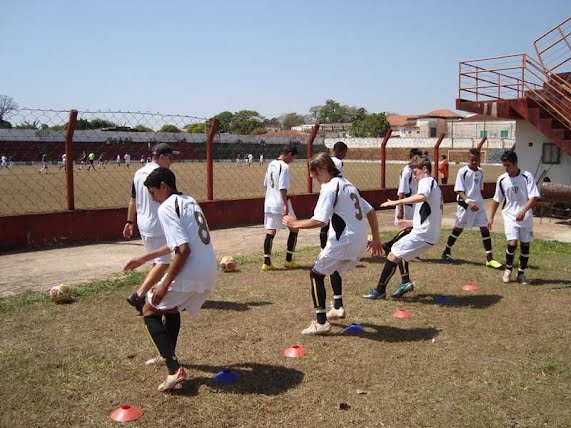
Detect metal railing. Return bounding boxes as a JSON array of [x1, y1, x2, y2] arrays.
[[534, 15, 571, 73]]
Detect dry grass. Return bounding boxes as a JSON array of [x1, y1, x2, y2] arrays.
[[0, 162, 505, 216], [0, 233, 569, 428]]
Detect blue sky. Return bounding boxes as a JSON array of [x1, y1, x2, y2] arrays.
[[1, 0, 570, 118]]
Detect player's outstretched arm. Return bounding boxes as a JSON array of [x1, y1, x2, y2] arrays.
[[283, 215, 324, 230], [382, 193, 426, 208], [123, 245, 171, 271]]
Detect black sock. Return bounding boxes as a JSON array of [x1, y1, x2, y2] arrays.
[[384, 228, 410, 251], [330, 271, 343, 309], [144, 315, 179, 374], [443, 228, 462, 255], [481, 228, 493, 262], [164, 313, 181, 351], [263, 234, 274, 265], [506, 243, 517, 271], [320, 223, 329, 249], [286, 232, 298, 262], [310, 271, 327, 324], [398, 261, 410, 283], [519, 242, 530, 272], [376, 260, 398, 294]]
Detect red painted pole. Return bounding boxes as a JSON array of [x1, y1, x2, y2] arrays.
[[206, 117, 219, 201], [64, 110, 78, 211], [476, 136, 487, 151], [306, 124, 320, 193], [380, 129, 392, 189], [433, 133, 446, 182]]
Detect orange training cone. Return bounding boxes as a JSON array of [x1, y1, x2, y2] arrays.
[[284, 345, 306, 358], [462, 283, 479, 292], [110, 404, 142, 422], [393, 309, 410, 319]]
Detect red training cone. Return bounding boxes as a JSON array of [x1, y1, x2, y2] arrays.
[[462, 283, 479, 292], [110, 404, 142, 422], [284, 344, 306, 358], [393, 309, 410, 319]]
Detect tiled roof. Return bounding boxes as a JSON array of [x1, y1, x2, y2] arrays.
[[422, 109, 464, 118], [387, 115, 410, 127]]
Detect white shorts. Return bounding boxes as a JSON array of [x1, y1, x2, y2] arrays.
[[264, 200, 296, 231], [455, 204, 488, 230], [142, 235, 170, 265], [147, 288, 212, 316], [504, 225, 534, 242], [313, 254, 359, 276], [391, 234, 432, 262]]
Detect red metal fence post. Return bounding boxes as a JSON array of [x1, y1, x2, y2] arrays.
[[306, 124, 320, 193], [64, 110, 78, 211], [476, 136, 487, 167], [206, 117, 219, 201], [433, 133, 446, 182], [380, 129, 392, 189]]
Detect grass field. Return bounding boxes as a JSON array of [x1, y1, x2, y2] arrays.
[[0, 232, 569, 427], [0, 162, 505, 216]]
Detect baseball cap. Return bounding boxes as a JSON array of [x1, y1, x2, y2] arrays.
[[152, 143, 180, 157]]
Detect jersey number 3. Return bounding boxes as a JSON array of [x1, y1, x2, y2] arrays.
[[349, 193, 363, 220], [194, 211, 211, 245]]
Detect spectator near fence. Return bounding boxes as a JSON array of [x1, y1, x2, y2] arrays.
[[438, 154, 449, 185]]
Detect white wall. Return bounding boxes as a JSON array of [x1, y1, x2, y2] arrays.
[[324, 137, 513, 149], [514, 120, 571, 185]]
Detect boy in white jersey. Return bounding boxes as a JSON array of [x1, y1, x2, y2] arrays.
[[124, 167, 217, 392], [262, 144, 300, 270], [441, 149, 502, 268], [363, 155, 442, 299], [58, 153, 66, 170], [123, 143, 178, 314], [489, 150, 540, 284], [320, 141, 348, 249], [284, 153, 382, 335]]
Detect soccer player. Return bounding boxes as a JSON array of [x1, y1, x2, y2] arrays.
[[124, 167, 217, 392], [438, 154, 449, 185], [86, 152, 96, 171], [124, 143, 179, 314], [97, 154, 105, 169], [262, 144, 299, 270], [259, 153, 264, 165], [488, 150, 540, 284], [58, 153, 66, 170], [79, 151, 87, 170], [38, 153, 49, 174], [283, 153, 381, 335], [441, 149, 502, 268], [363, 155, 442, 299], [319, 141, 348, 249], [124, 153, 131, 168], [116, 154, 121, 167], [0, 154, 9, 170]]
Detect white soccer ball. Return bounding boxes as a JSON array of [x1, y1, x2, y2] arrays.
[[219, 256, 236, 272], [49, 284, 73, 304]]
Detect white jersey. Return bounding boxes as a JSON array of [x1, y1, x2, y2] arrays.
[[410, 176, 442, 245], [132, 162, 163, 237], [455, 165, 484, 204], [263, 159, 290, 214], [396, 164, 418, 220], [312, 176, 373, 261], [158, 194, 217, 293], [493, 170, 540, 229], [331, 156, 344, 176], [124, 154, 131, 163]]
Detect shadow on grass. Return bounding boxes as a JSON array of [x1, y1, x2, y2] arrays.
[[402, 293, 503, 308], [420, 258, 486, 267], [527, 279, 571, 287], [174, 362, 304, 396], [331, 323, 439, 343], [202, 300, 272, 312]]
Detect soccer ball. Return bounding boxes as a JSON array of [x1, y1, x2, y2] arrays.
[[49, 284, 73, 303], [219, 256, 236, 272]]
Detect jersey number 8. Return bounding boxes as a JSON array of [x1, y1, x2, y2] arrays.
[[194, 211, 211, 245]]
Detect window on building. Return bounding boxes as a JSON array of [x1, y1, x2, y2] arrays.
[[500, 129, 509, 138], [541, 143, 561, 164], [429, 127, 437, 138], [480, 130, 488, 138]]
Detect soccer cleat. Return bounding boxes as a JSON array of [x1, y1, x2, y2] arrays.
[[441, 253, 456, 262], [391, 281, 414, 298], [362, 288, 387, 300], [145, 355, 166, 366], [516, 271, 529, 285], [158, 367, 187, 392], [382, 243, 392, 256], [127, 292, 144, 315], [326, 305, 345, 320], [502, 269, 512, 284], [261, 264, 277, 271], [486, 259, 503, 269], [301, 320, 331, 335], [283, 260, 299, 269]]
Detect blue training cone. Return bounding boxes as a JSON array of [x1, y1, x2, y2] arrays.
[[213, 369, 239, 384], [343, 323, 365, 334]]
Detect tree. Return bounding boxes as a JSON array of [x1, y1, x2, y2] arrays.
[[135, 124, 154, 132], [14, 120, 40, 129], [250, 127, 268, 135], [230, 110, 265, 135], [0, 95, 18, 122], [216, 111, 233, 133], [89, 118, 117, 129], [350, 113, 390, 137], [185, 122, 208, 133], [309, 99, 367, 124], [159, 124, 181, 133], [280, 112, 305, 130]]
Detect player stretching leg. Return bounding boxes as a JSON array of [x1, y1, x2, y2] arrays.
[[488, 150, 540, 284], [441, 149, 502, 268], [124, 167, 217, 391], [363, 155, 442, 299], [262, 144, 300, 271], [284, 153, 381, 335]]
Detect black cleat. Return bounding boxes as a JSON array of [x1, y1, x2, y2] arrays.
[[127, 292, 144, 315]]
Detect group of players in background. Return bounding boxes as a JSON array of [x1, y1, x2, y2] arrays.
[[120, 140, 540, 392]]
